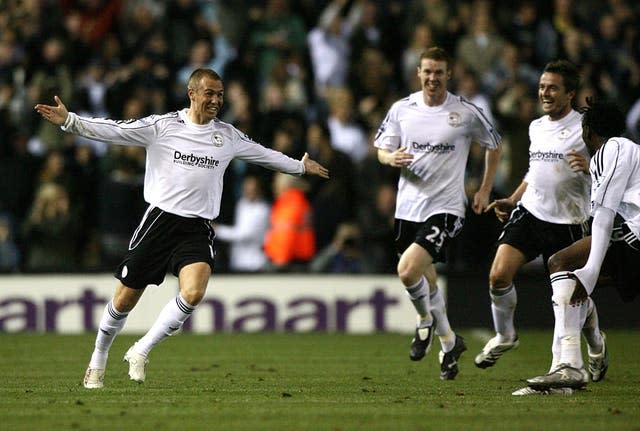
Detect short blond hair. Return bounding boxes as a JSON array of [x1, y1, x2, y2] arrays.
[[187, 68, 222, 91]]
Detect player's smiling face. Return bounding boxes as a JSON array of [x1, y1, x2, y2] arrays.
[[538, 72, 574, 120], [417, 58, 450, 105], [189, 76, 224, 124]]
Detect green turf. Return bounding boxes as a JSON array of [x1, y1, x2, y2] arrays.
[[1, 331, 639, 431]]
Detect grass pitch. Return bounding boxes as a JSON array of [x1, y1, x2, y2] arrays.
[[1, 330, 639, 431]]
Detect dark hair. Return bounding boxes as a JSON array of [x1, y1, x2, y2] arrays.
[[419, 47, 452, 70], [187, 68, 222, 90], [543, 60, 580, 94], [581, 97, 626, 138]]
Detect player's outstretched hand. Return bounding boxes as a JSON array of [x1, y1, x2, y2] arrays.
[[301, 152, 330, 179], [485, 198, 515, 222], [34, 95, 68, 126]]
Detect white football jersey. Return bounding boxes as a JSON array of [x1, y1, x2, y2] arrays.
[[374, 91, 500, 221], [62, 109, 304, 220], [590, 137, 640, 238], [520, 110, 591, 224]]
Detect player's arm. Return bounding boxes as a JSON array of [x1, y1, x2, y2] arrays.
[[377, 147, 413, 168], [472, 145, 501, 214], [486, 181, 528, 222], [572, 141, 629, 302], [234, 130, 329, 179], [571, 206, 615, 303], [35, 96, 155, 146]]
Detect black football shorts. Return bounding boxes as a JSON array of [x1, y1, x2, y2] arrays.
[[600, 218, 640, 302], [497, 203, 586, 265], [114, 206, 215, 289], [394, 213, 464, 263]]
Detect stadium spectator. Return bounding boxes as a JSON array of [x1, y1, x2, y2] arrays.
[[164, 0, 205, 67], [263, 172, 316, 272], [219, 79, 256, 137], [482, 42, 539, 99], [247, 0, 307, 95], [260, 54, 308, 113], [306, 0, 361, 100], [350, 47, 396, 133], [325, 86, 369, 165], [0, 132, 40, 226], [507, 1, 558, 69], [626, 96, 640, 143], [175, 36, 236, 98], [116, 1, 163, 61], [21, 182, 81, 272], [36, 149, 71, 189], [374, 47, 501, 380], [557, 28, 591, 69], [493, 93, 538, 196], [356, 182, 397, 274], [310, 221, 372, 273], [455, 5, 506, 80], [60, 0, 124, 49], [34, 68, 329, 389], [0, 213, 20, 273], [404, 0, 455, 52], [213, 174, 271, 273], [349, 0, 384, 64], [304, 122, 356, 251], [26, 37, 73, 155], [67, 143, 101, 268], [255, 82, 307, 154]]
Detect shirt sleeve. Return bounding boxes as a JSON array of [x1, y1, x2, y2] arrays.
[[590, 139, 628, 213], [461, 98, 501, 150], [374, 106, 401, 150], [573, 206, 615, 295], [230, 128, 304, 175], [62, 112, 157, 147]]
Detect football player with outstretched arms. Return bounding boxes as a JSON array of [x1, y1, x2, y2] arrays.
[[35, 68, 329, 389]]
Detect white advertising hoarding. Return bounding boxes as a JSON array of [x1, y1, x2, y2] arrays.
[[0, 274, 438, 334]]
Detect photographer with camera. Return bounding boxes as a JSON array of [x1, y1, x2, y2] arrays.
[[310, 222, 373, 273]]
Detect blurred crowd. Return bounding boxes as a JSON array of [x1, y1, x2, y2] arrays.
[[1, 0, 639, 274]]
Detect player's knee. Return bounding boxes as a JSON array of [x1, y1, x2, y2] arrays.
[[179, 286, 206, 306], [398, 271, 416, 287], [488, 268, 511, 291], [547, 252, 566, 274], [113, 283, 144, 312], [397, 263, 420, 286]]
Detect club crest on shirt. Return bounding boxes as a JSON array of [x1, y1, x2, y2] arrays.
[[558, 128, 570, 140], [211, 132, 224, 147], [447, 112, 461, 127]]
